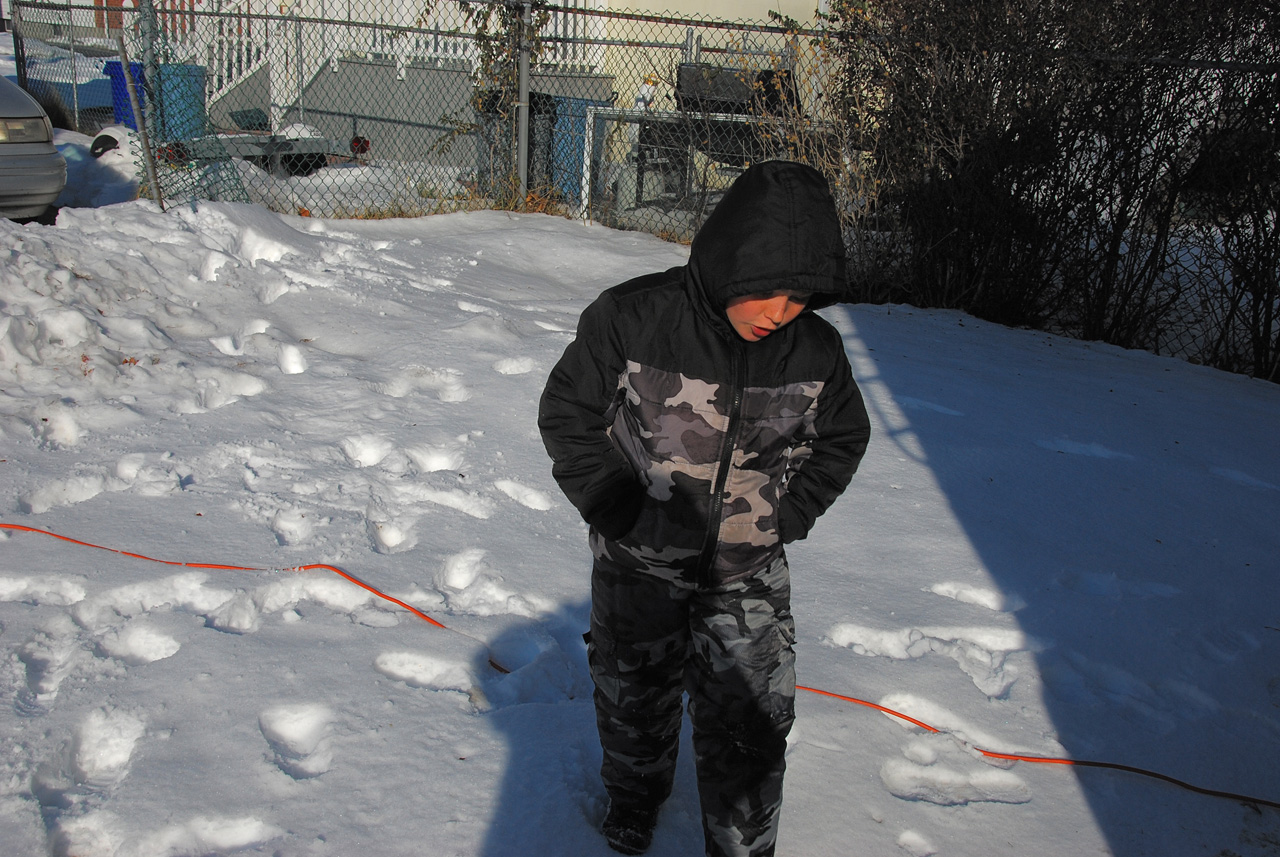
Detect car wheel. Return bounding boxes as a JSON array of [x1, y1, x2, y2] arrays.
[[14, 205, 59, 226]]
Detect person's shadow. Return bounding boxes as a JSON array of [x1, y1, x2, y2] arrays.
[[475, 599, 705, 856]]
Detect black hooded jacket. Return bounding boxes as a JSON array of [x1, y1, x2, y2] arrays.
[[538, 161, 871, 587]]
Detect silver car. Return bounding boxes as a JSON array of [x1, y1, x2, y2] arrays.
[[0, 74, 67, 220]]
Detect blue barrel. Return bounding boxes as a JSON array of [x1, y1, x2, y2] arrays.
[[102, 61, 206, 138], [102, 60, 145, 130]]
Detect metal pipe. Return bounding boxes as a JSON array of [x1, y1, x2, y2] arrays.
[[138, 0, 159, 142], [115, 35, 165, 211], [12, 0, 29, 90], [295, 11, 305, 122], [516, 1, 531, 204], [66, 0, 79, 130]]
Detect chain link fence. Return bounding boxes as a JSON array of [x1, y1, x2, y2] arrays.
[[10, 0, 839, 238], [10, 0, 1277, 381]]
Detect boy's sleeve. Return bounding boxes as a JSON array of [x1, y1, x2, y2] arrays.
[[538, 294, 646, 540], [777, 341, 871, 544]]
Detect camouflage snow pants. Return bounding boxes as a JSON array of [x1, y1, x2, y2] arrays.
[[588, 556, 796, 857]]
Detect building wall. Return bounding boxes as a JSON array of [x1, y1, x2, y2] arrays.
[[625, 1, 823, 26]]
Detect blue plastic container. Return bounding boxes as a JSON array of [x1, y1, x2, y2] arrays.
[[552, 96, 611, 205], [102, 59, 145, 130], [102, 61, 207, 138], [156, 64, 207, 139]]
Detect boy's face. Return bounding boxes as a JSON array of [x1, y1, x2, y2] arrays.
[[724, 290, 812, 341]]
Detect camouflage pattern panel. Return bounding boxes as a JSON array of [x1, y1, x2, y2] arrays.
[[688, 558, 796, 857], [589, 557, 796, 855], [592, 360, 725, 582], [714, 381, 823, 580], [588, 561, 693, 805], [593, 360, 826, 586]]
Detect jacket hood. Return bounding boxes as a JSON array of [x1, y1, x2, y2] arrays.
[[688, 161, 849, 316]]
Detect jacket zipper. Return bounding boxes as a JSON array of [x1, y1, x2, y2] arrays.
[[696, 345, 746, 588]]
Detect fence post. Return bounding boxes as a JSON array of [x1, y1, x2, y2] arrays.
[[66, 0, 80, 129], [516, 0, 532, 205], [294, 10, 305, 122], [12, 0, 28, 89], [137, 0, 160, 140], [116, 35, 165, 211]]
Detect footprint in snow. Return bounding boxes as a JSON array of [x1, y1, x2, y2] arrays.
[[53, 812, 283, 856], [881, 752, 1031, 806], [271, 506, 315, 546], [448, 314, 521, 346], [187, 367, 268, 412], [376, 364, 470, 401], [493, 356, 536, 375], [927, 581, 1025, 612], [18, 453, 182, 513], [113, 452, 183, 497], [872, 699, 1033, 807], [494, 479, 553, 511], [207, 591, 263, 634], [16, 614, 86, 713], [896, 396, 963, 417], [208, 318, 271, 356], [0, 573, 87, 607], [97, 621, 181, 665], [19, 471, 109, 514], [405, 439, 467, 473], [896, 830, 938, 857], [1036, 437, 1134, 460], [31, 708, 147, 837], [340, 433, 396, 467], [71, 571, 237, 635], [438, 548, 492, 591], [277, 342, 307, 375], [32, 404, 83, 447], [1210, 466, 1279, 492], [374, 651, 476, 694], [71, 707, 147, 789], [483, 623, 593, 709], [395, 481, 495, 519], [259, 703, 336, 779], [1195, 624, 1261, 663], [433, 549, 550, 618], [366, 502, 418, 555], [826, 622, 1033, 699], [534, 320, 574, 333]]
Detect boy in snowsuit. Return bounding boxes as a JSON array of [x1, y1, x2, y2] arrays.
[[538, 160, 871, 857]]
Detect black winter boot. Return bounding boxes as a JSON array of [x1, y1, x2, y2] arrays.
[[602, 800, 659, 855]]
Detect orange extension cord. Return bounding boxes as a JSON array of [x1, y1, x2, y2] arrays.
[[794, 684, 1280, 810], [3, 522, 1277, 812]]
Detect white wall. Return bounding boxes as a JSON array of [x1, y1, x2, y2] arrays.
[[634, 1, 820, 26]]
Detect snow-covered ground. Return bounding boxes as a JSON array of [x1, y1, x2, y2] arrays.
[[2, 114, 1279, 857]]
